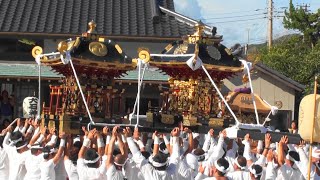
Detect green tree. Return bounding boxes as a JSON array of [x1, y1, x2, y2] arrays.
[[283, 0, 320, 47], [258, 35, 320, 94]]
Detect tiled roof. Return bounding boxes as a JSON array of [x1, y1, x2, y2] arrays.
[[0, 62, 63, 78], [118, 68, 169, 81], [0, 0, 195, 38], [0, 62, 169, 81], [254, 62, 305, 92]]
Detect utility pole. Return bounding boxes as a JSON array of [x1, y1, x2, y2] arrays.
[[247, 28, 250, 45], [268, 0, 273, 50]]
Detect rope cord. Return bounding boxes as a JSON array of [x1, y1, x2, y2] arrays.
[[131, 61, 148, 125], [150, 54, 194, 57], [69, 57, 94, 126], [136, 59, 142, 128], [240, 60, 259, 124], [38, 63, 41, 121], [201, 64, 240, 125]]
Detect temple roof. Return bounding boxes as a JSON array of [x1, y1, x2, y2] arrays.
[[0, 0, 204, 38]]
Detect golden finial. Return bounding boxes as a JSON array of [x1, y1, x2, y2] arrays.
[[87, 20, 97, 33], [194, 21, 205, 37]]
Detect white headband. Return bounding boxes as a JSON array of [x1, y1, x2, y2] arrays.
[[83, 156, 100, 164], [43, 148, 58, 156], [192, 151, 207, 162], [286, 153, 297, 162], [9, 137, 23, 146], [159, 148, 169, 155], [214, 160, 228, 173], [234, 157, 246, 170], [114, 158, 129, 167], [312, 148, 320, 159], [16, 142, 28, 150], [148, 156, 168, 167], [249, 165, 262, 178]]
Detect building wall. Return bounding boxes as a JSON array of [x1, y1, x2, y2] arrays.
[[222, 70, 296, 120]]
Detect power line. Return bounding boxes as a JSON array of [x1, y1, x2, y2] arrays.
[[200, 8, 266, 16], [201, 13, 267, 20], [206, 17, 267, 24]]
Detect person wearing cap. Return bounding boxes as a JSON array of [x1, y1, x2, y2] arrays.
[[2, 125, 31, 180], [40, 131, 66, 180], [276, 135, 304, 180], [226, 155, 251, 180], [106, 126, 128, 180], [126, 127, 180, 180], [77, 129, 107, 180]]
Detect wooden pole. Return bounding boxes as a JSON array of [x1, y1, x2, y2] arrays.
[[307, 76, 318, 180]]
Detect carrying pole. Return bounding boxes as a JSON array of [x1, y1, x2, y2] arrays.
[[307, 76, 318, 180]]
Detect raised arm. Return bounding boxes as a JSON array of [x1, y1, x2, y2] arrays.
[[102, 126, 110, 156], [95, 131, 105, 156], [79, 129, 96, 159], [64, 135, 72, 160], [202, 129, 214, 152], [183, 127, 193, 156], [106, 126, 118, 169], [242, 133, 253, 166], [52, 132, 66, 165], [277, 136, 288, 166], [153, 131, 160, 156]]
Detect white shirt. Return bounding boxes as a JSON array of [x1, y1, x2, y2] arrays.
[[0, 148, 9, 179], [64, 159, 79, 180], [277, 164, 304, 180], [55, 156, 67, 180], [106, 165, 124, 180], [77, 158, 106, 180], [3, 132, 29, 180], [124, 159, 144, 180], [226, 170, 251, 180], [40, 159, 56, 180], [127, 137, 179, 180], [24, 153, 44, 180], [174, 156, 195, 180]]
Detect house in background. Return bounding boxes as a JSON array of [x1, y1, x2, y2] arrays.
[[0, 0, 305, 130]]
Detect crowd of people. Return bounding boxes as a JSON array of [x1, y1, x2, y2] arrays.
[[0, 117, 319, 180]]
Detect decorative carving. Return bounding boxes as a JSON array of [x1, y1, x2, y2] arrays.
[[89, 42, 108, 56], [174, 43, 188, 55]]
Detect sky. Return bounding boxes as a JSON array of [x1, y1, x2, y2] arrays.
[[174, 0, 320, 47]]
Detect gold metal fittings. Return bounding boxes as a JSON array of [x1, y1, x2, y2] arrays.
[[138, 49, 150, 63], [87, 20, 97, 33], [89, 42, 108, 56], [32, 46, 43, 58]]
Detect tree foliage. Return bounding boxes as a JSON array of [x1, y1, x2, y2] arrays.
[[283, 0, 320, 47], [253, 2, 320, 94], [259, 35, 319, 86]]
